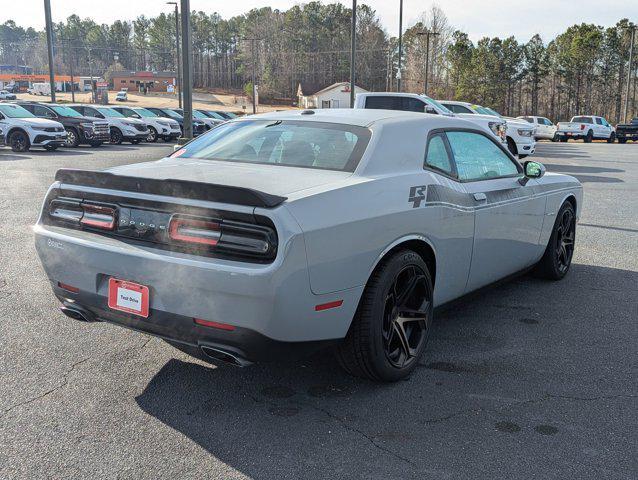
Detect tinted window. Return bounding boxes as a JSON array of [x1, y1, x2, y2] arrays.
[[573, 116, 592, 124], [595, 117, 603, 125], [34, 105, 55, 117], [364, 96, 426, 113], [446, 104, 473, 114], [542, 118, 553, 126], [520, 117, 534, 123], [447, 131, 519, 181], [173, 120, 370, 172], [425, 134, 453, 175]]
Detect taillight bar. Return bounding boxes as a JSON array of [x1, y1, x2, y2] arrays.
[[169, 217, 221, 246], [80, 204, 116, 230], [49, 199, 116, 231]]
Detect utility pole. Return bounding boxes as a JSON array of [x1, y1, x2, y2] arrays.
[[397, 0, 403, 92], [43, 0, 56, 102], [417, 30, 440, 96], [350, 0, 357, 107], [180, 0, 193, 139], [624, 25, 636, 123], [167, 2, 182, 108], [243, 38, 259, 114]]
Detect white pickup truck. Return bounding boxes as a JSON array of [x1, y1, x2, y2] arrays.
[[556, 116, 616, 143], [354, 92, 508, 146]]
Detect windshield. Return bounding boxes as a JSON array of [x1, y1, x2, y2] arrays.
[[192, 110, 207, 119], [423, 95, 453, 115], [0, 104, 35, 118], [134, 108, 158, 118], [162, 109, 182, 119], [202, 110, 226, 120], [172, 120, 371, 172], [471, 105, 502, 117], [97, 108, 124, 118], [52, 106, 83, 117]]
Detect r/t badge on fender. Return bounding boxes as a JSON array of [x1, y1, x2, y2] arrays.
[[408, 186, 427, 208]]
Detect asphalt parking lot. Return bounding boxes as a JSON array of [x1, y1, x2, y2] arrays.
[[0, 141, 636, 479]]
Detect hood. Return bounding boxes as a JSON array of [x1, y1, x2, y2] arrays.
[[455, 112, 505, 124], [107, 157, 352, 197], [505, 118, 534, 130], [19, 117, 63, 128]]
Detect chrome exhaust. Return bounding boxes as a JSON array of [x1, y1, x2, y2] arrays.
[[60, 304, 97, 322], [200, 345, 252, 367]]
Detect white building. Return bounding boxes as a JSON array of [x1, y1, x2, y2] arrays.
[[297, 81, 368, 109]]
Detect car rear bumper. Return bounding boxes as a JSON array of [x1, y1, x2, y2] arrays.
[[34, 223, 361, 354]]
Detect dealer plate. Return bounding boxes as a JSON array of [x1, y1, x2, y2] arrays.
[[108, 278, 149, 318]]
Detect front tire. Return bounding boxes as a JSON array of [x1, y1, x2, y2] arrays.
[[64, 128, 80, 148], [336, 250, 433, 382], [534, 201, 576, 280], [584, 130, 593, 143], [147, 126, 158, 143], [607, 132, 616, 143], [506, 137, 518, 157], [110, 128, 123, 145], [9, 130, 30, 152]]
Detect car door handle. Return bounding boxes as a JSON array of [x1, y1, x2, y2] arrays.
[[473, 193, 487, 202]]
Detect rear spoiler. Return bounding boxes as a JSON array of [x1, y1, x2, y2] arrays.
[[54, 169, 287, 208]]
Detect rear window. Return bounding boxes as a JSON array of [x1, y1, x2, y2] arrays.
[[572, 116, 592, 124], [173, 120, 371, 172]]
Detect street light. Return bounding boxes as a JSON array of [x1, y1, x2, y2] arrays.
[[417, 30, 439, 96], [397, 0, 403, 92], [624, 24, 637, 123], [350, 0, 356, 107], [43, 0, 56, 102], [167, 1, 182, 108], [242, 38, 260, 114]]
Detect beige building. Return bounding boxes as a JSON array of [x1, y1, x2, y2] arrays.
[[297, 81, 368, 109]]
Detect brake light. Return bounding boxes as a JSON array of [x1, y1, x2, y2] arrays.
[[580, 124, 585, 130], [315, 300, 343, 311], [169, 217, 221, 246], [80, 204, 116, 230]]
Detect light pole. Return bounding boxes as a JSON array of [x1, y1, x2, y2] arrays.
[[242, 38, 260, 114], [417, 30, 439, 96], [397, 0, 403, 92], [43, 0, 56, 102], [167, 1, 182, 108], [350, 0, 356, 107], [180, 0, 193, 139], [624, 25, 636, 123]]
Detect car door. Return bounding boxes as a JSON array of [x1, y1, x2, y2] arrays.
[[445, 130, 546, 292]]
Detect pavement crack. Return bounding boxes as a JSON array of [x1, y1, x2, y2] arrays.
[[0, 357, 90, 420]]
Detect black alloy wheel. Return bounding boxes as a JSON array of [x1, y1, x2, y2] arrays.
[[147, 126, 158, 142], [584, 130, 593, 143], [336, 250, 433, 382], [534, 201, 576, 280], [607, 132, 616, 143], [9, 131, 30, 152], [381, 265, 430, 369], [64, 128, 80, 147], [110, 128, 123, 145]]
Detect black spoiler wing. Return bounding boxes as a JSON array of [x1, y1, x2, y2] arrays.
[[55, 169, 287, 208]]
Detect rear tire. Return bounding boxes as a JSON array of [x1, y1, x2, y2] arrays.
[[584, 130, 593, 143], [607, 132, 616, 143], [335, 250, 433, 382], [534, 201, 576, 280]]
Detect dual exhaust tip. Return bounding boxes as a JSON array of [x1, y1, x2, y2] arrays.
[[60, 304, 250, 368]]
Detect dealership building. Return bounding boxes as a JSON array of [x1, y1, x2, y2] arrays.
[[111, 71, 176, 92]]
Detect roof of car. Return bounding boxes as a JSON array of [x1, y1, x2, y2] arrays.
[[438, 100, 472, 107], [237, 108, 462, 127]]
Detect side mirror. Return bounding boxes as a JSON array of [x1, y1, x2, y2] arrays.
[[520, 161, 545, 185], [425, 105, 437, 114]]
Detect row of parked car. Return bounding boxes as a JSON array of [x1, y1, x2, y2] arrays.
[[0, 100, 239, 152]]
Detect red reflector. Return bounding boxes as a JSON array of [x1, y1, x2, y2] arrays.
[[169, 218, 221, 246], [194, 318, 235, 331], [315, 300, 343, 311], [58, 282, 79, 293], [80, 204, 116, 230]]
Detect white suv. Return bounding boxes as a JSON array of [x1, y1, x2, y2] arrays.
[[439, 101, 536, 158], [518, 116, 558, 141], [111, 106, 181, 142], [0, 103, 66, 152], [69, 104, 149, 144], [354, 93, 508, 146]]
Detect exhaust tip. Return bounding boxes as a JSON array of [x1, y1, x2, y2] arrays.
[[60, 305, 96, 322], [200, 345, 251, 367]]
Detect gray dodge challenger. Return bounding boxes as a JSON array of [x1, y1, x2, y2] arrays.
[[34, 109, 582, 381]]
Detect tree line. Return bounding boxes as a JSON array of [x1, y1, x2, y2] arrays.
[[1, 2, 636, 122]]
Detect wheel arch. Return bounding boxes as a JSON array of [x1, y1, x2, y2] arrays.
[[7, 126, 29, 139], [367, 235, 437, 288]]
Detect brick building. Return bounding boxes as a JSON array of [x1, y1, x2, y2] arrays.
[[111, 71, 176, 92]]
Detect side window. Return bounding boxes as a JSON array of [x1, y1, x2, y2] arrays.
[[425, 134, 454, 176], [447, 131, 519, 181], [34, 105, 53, 117], [404, 98, 426, 113], [364, 96, 402, 110], [595, 117, 603, 125], [446, 104, 472, 114]]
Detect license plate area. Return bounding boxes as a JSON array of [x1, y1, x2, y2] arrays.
[[108, 278, 149, 318]]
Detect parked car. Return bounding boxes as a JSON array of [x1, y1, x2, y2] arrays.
[[69, 104, 149, 144], [30, 82, 51, 96], [115, 91, 128, 102], [18, 102, 110, 148], [615, 117, 638, 143], [556, 116, 616, 143], [354, 92, 508, 147], [34, 109, 582, 381], [0, 103, 66, 152], [146, 107, 207, 136], [171, 108, 223, 130], [0, 124, 6, 146], [200, 110, 237, 120], [439, 101, 536, 158], [518, 115, 558, 141], [111, 106, 181, 142], [0, 90, 17, 100]]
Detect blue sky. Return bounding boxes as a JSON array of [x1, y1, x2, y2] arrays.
[[3, 0, 637, 42]]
